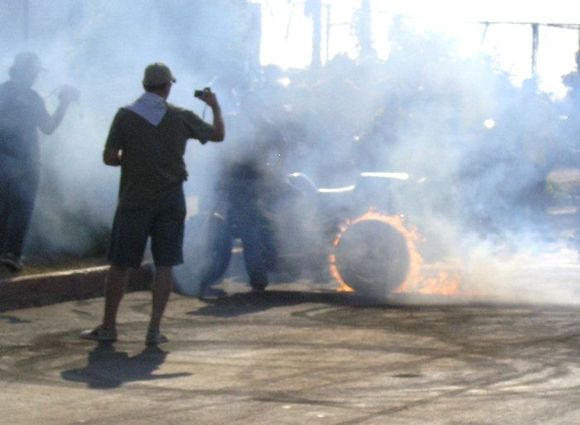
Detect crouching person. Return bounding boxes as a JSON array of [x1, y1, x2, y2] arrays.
[[81, 63, 224, 345]]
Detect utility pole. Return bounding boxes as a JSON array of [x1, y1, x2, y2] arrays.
[[357, 0, 374, 58], [325, 3, 331, 63], [531, 23, 539, 77], [577, 27, 580, 71], [481, 20, 580, 78], [305, 0, 322, 69], [247, 2, 262, 76], [22, 0, 29, 46]]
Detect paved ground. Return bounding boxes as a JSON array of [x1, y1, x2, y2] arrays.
[[3, 274, 580, 425]]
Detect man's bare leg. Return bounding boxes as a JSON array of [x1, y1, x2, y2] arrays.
[[148, 266, 173, 335], [102, 265, 130, 330], [80, 265, 129, 341]]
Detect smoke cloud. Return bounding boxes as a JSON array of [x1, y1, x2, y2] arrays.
[[2, 1, 580, 304]]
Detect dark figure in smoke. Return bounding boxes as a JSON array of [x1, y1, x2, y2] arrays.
[[221, 158, 273, 291], [0, 52, 78, 272], [80, 63, 224, 345], [217, 115, 290, 292]]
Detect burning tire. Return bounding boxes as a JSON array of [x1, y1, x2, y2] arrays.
[[174, 212, 232, 297], [333, 219, 410, 299]]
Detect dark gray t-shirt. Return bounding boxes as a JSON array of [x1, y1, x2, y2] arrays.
[[105, 102, 215, 208]]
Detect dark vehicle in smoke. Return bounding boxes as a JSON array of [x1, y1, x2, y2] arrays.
[[174, 170, 417, 299]]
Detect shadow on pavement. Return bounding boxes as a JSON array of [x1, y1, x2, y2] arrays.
[[0, 314, 31, 324], [61, 343, 191, 389], [189, 289, 383, 318]]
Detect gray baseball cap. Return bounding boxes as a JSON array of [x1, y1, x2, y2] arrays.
[[143, 62, 176, 86]]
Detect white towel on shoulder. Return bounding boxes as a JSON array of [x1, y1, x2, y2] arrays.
[[126, 92, 167, 126]]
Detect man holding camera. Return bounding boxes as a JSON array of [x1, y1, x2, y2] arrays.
[[81, 63, 224, 345]]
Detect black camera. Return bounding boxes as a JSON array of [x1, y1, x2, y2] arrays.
[[194, 87, 211, 100]]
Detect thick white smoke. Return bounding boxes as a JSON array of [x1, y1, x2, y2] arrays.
[[1, 0, 246, 260], [2, 0, 579, 304]]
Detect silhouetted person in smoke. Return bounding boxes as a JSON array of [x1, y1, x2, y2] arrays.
[[0, 52, 78, 272], [217, 115, 289, 292], [80, 63, 224, 345], [222, 158, 272, 291]]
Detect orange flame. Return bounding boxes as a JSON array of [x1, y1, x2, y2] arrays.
[[329, 209, 462, 296]]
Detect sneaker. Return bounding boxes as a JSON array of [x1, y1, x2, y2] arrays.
[[249, 278, 269, 292], [146, 329, 169, 346], [0, 254, 23, 273], [80, 325, 118, 342], [250, 281, 268, 294], [198, 287, 227, 301]]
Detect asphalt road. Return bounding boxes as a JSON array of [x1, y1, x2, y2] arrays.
[[2, 272, 580, 425]]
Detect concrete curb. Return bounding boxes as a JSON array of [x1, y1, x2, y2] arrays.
[[0, 264, 153, 312]]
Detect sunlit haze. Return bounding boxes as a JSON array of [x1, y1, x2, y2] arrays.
[[2, 1, 580, 304], [257, 0, 580, 96]]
